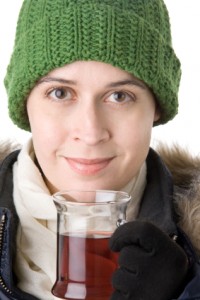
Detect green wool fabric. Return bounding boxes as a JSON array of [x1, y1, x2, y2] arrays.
[[4, 0, 181, 131]]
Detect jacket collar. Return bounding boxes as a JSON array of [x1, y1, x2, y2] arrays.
[[138, 148, 178, 236], [0, 150, 38, 300]]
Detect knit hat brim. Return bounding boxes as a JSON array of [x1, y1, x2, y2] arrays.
[[5, 2, 181, 130]]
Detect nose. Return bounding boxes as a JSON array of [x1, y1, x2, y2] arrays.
[[70, 103, 110, 145]]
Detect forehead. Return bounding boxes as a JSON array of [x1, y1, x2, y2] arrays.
[[39, 61, 148, 89]]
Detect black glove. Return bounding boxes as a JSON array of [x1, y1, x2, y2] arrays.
[[109, 221, 188, 300]]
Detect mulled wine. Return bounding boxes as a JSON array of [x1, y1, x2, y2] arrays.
[[52, 232, 118, 300]]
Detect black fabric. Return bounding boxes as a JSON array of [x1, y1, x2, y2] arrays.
[[0, 151, 20, 292], [0, 150, 20, 222], [137, 148, 178, 235], [109, 220, 188, 300], [0, 151, 39, 300]]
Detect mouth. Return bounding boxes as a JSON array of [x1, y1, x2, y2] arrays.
[[65, 157, 114, 175]]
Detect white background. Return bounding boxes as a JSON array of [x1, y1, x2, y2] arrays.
[[0, 1, 200, 155]]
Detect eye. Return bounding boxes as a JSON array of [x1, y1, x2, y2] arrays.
[[107, 91, 135, 104], [47, 87, 73, 101]]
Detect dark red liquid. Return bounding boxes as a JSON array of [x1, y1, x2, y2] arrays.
[[52, 233, 118, 300]]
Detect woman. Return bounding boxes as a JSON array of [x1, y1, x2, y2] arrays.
[[0, 0, 200, 299]]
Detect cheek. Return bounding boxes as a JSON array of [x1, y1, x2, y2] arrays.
[[28, 107, 66, 162], [118, 111, 154, 148], [121, 125, 152, 167], [28, 98, 62, 137], [116, 111, 154, 176]]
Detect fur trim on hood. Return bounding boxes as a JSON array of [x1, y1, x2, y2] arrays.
[[157, 144, 200, 257], [0, 140, 21, 161]]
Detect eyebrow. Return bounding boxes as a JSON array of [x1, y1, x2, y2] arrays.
[[37, 77, 147, 90], [36, 77, 76, 85], [106, 79, 147, 90]]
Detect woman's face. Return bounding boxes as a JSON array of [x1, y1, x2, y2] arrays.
[[27, 61, 160, 193]]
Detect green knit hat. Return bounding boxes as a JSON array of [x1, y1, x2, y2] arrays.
[[4, 0, 181, 131]]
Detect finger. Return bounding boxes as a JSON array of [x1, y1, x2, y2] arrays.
[[118, 243, 187, 278], [112, 268, 138, 295], [118, 245, 152, 272], [109, 221, 163, 252], [110, 290, 130, 300]]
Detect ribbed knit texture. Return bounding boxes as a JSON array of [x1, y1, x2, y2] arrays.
[[4, 0, 181, 131]]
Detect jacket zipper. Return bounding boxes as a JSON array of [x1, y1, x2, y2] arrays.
[[0, 213, 13, 295]]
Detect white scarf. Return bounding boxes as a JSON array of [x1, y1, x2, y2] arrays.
[[13, 138, 146, 299]]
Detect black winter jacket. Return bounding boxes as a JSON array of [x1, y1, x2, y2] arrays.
[[0, 149, 200, 299]]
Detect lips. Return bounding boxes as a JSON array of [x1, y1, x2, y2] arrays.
[[66, 157, 113, 175]]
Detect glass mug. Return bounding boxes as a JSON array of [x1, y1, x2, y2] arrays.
[[51, 190, 131, 300]]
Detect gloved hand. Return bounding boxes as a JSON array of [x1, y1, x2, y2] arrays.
[[109, 221, 188, 300]]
